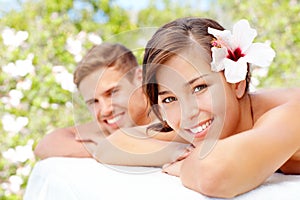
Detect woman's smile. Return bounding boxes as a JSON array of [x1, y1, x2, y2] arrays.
[[183, 118, 213, 139]]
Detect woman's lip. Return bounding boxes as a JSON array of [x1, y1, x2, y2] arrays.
[[184, 119, 213, 138]]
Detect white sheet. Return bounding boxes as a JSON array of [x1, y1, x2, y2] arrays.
[[24, 157, 300, 200]]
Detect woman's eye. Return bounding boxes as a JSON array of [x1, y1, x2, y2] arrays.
[[193, 84, 207, 93], [162, 96, 177, 103]]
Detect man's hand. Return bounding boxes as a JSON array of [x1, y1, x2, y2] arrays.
[[75, 123, 108, 156], [34, 121, 105, 159]]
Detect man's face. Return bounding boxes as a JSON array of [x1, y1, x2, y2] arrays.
[[79, 66, 148, 134]]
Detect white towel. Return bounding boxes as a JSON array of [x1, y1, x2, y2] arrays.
[[24, 157, 300, 200]]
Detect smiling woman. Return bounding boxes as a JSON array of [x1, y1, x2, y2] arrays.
[[143, 17, 300, 198], [156, 54, 218, 142]]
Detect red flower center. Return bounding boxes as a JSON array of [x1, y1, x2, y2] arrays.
[[227, 47, 245, 61]]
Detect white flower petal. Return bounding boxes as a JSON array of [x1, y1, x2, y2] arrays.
[[208, 19, 276, 84], [208, 28, 234, 49], [233, 19, 257, 52], [88, 33, 102, 45], [223, 58, 248, 83], [244, 43, 276, 67], [210, 47, 227, 72]]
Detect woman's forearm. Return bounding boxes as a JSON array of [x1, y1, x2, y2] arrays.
[[92, 128, 189, 166], [180, 101, 300, 198]]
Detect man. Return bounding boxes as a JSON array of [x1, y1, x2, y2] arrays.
[[35, 43, 187, 166]]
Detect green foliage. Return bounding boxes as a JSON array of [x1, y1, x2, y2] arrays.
[[0, 0, 136, 198], [137, 0, 210, 27], [217, 0, 300, 88], [0, 0, 299, 199]]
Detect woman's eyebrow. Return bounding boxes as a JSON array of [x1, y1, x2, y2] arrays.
[[158, 74, 209, 96], [186, 74, 209, 86], [158, 90, 171, 96]]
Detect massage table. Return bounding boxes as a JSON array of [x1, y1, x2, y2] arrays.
[[24, 157, 300, 199]]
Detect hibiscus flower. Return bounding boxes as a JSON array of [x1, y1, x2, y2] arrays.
[[208, 19, 276, 83]]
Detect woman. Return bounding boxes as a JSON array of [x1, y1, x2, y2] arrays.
[[142, 17, 300, 198]]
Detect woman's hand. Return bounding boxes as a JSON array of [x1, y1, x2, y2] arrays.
[[280, 149, 300, 174], [162, 144, 194, 176], [77, 127, 193, 167]]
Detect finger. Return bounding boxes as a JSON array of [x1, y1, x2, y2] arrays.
[[171, 143, 194, 163], [162, 161, 182, 177], [76, 138, 97, 144], [75, 131, 96, 140], [176, 151, 191, 161], [81, 142, 97, 155], [75, 131, 105, 144]]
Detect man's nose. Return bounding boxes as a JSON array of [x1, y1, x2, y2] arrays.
[[95, 98, 113, 118]]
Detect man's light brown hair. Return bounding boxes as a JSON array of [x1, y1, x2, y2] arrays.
[[74, 43, 138, 88]]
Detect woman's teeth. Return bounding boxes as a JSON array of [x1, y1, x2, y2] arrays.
[[106, 115, 122, 124], [189, 120, 212, 134]]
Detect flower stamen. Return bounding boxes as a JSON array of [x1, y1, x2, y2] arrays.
[[211, 38, 222, 48], [227, 48, 245, 62]]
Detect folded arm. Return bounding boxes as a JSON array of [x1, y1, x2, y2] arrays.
[[35, 121, 190, 166], [280, 149, 300, 174], [34, 121, 105, 159], [88, 127, 190, 167], [180, 100, 300, 198]]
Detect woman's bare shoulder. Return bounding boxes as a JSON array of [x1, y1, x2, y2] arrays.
[[251, 87, 300, 101], [250, 87, 300, 120]]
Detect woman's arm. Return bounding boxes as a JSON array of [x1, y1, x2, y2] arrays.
[[180, 100, 300, 198], [36, 120, 190, 166], [82, 126, 190, 167], [280, 149, 300, 174]]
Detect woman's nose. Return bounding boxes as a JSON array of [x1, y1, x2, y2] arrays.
[[181, 94, 200, 121]]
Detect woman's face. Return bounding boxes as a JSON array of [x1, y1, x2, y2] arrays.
[[156, 47, 241, 145]]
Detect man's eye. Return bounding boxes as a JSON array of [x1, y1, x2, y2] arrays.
[[162, 96, 177, 103], [112, 89, 119, 94], [87, 99, 98, 105], [107, 89, 119, 97], [193, 84, 207, 93]]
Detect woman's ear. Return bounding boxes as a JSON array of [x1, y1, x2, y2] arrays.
[[234, 80, 247, 99]]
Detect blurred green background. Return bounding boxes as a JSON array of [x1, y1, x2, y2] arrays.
[[0, 0, 299, 199]]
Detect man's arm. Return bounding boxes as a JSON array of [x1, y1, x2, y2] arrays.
[[34, 121, 105, 159]]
